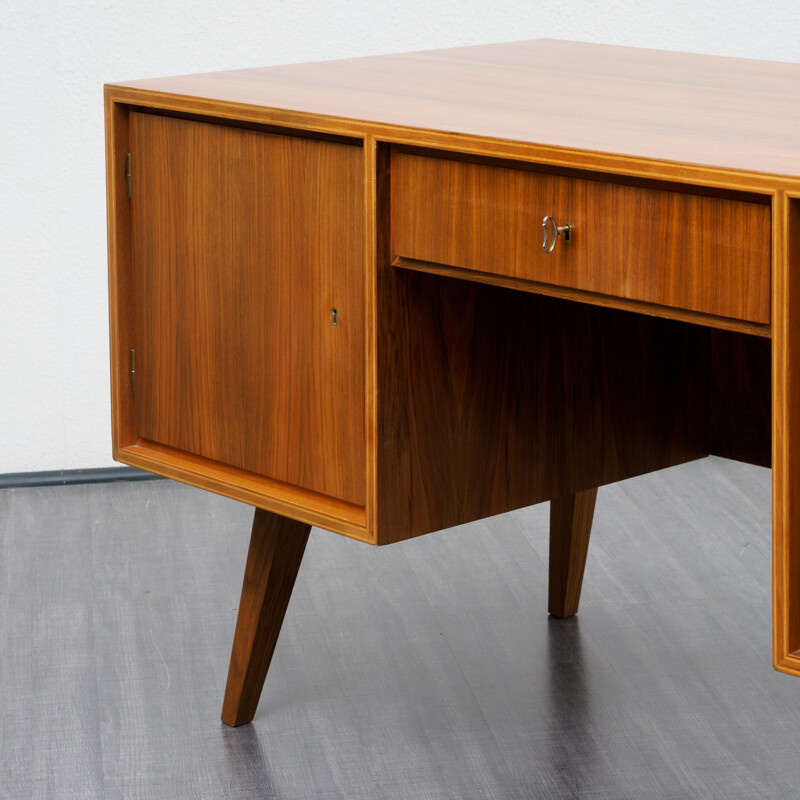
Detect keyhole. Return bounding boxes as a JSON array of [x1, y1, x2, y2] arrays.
[[331, 307, 338, 326]]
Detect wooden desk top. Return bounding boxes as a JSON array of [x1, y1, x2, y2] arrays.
[[111, 39, 800, 178]]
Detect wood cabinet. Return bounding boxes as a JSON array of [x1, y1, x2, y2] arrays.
[[105, 40, 800, 726]]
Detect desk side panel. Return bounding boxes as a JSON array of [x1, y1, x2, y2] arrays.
[[773, 194, 800, 674], [105, 93, 136, 451], [105, 98, 371, 538]]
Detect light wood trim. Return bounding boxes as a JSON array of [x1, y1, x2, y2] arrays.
[[104, 93, 135, 449], [104, 87, 800, 197], [773, 189, 789, 667], [775, 652, 800, 678], [393, 257, 772, 338], [363, 135, 379, 539], [116, 442, 369, 541], [772, 191, 800, 673], [221, 508, 310, 726], [382, 128, 793, 195]]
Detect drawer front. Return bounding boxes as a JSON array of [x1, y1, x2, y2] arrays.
[[392, 152, 770, 324]]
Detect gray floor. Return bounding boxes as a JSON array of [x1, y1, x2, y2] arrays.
[[1, 457, 796, 799]]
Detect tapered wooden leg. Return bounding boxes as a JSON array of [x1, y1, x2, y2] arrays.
[[221, 508, 310, 727], [548, 488, 598, 618]]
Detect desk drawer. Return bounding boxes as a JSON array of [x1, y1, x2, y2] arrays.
[[392, 152, 770, 324]]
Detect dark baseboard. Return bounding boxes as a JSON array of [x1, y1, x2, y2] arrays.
[[0, 466, 164, 489]]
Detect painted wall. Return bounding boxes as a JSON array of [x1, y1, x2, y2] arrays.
[[2, 0, 799, 473]]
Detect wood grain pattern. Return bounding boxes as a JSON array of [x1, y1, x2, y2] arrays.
[[549, 488, 598, 618], [105, 81, 800, 204], [130, 112, 366, 507], [104, 94, 136, 451], [392, 150, 770, 324], [116, 441, 368, 540], [773, 193, 800, 676], [221, 508, 310, 727], [363, 135, 380, 537], [106, 107, 370, 539], [110, 40, 800, 179], [375, 267, 709, 544]]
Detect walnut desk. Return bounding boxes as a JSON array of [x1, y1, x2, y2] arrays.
[[105, 40, 800, 726]]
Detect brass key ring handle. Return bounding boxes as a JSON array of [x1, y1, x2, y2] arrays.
[[542, 215, 572, 253]]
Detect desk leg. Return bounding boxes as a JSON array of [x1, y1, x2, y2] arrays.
[[548, 488, 598, 618], [221, 508, 310, 727]]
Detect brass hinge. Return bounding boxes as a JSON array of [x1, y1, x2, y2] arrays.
[[129, 348, 135, 394], [125, 153, 132, 198]]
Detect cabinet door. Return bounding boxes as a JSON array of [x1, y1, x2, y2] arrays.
[[129, 112, 365, 506]]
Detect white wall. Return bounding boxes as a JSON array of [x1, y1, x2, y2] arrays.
[[2, 0, 799, 474]]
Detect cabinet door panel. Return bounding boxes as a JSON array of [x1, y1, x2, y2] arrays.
[[130, 112, 365, 506]]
